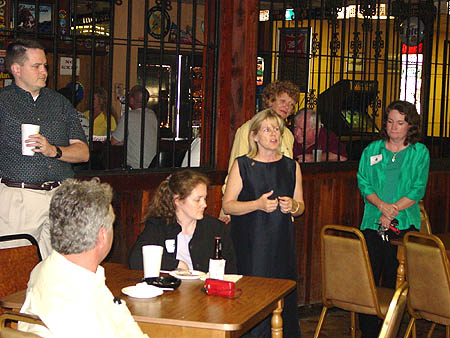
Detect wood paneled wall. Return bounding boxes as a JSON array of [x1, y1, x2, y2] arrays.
[[80, 0, 450, 307], [216, 0, 259, 170], [79, 158, 450, 305]]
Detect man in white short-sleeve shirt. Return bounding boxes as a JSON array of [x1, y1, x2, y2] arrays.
[[112, 85, 158, 169], [19, 178, 148, 338]]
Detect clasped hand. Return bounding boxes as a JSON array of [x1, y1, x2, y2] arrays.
[[257, 191, 278, 213], [379, 202, 399, 220], [278, 196, 295, 214], [257, 190, 294, 214], [378, 215, 392, 229]]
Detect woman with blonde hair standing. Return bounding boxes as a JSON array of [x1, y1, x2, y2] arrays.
[[223, 108, 304, 337], [84, 87, 117, 136]]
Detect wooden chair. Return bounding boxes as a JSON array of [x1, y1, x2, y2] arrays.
[[419, 200, 432, 235], [0, 311, 45, 338], [378, 282, 409, 338], [403, 232, 450, 338], [314, 225, 395, 338], [0, 235, 42, 301]]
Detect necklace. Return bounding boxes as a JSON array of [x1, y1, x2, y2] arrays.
[[392, 152, 399, 162]]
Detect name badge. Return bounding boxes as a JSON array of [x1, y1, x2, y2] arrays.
[[165, 239, 176, 253], [370, 154, 382, 166]]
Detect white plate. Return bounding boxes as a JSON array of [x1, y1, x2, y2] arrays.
[[169, 270, 206, 280], [121, 283, 164, 298]]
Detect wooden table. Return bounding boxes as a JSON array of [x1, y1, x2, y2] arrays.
[[0, 263, 296, 338], [392, 233, 450, 288]]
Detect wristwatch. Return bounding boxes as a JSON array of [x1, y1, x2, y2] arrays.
[[53, 146, 62, 159]]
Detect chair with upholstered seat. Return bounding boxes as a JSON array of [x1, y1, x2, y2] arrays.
[[403, 232, 450, 338], [0, 234, 42, 301], [378, 282, 408, 338], [313, 225, 396, 338], [0, 311, 45, 338]]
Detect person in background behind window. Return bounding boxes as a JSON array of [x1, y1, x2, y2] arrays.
[[57, 82, 89, 141], [181, 136, 201, 167], [84, 87, 117, 137], [357, 100, 430, 338], [111, 85, 158, 169], [226, 81, 299, 172], [293, 108, 347, 162], [19, 178, 148, 338]]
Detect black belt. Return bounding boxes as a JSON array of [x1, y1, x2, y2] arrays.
[[0, 178, 61, 191]]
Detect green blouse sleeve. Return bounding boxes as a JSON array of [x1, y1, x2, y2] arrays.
[[403, 144, 430, 201], [357, 143, 378, 198]]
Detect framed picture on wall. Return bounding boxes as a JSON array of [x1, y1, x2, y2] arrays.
[[276, 28, 311, 92], [16, 2, 53, 33], [0, 50, 12, 88]]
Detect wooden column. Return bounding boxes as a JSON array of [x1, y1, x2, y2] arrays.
[[215, 0, 259, 170]]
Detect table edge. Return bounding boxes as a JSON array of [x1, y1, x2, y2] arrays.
[[131, 279, 296, 331]]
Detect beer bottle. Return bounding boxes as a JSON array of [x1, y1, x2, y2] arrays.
[[213, 236, 222, 259], [209, 236, 225, 279]]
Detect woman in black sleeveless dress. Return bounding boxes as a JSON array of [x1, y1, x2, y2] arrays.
[[223, 109, 305, 338]]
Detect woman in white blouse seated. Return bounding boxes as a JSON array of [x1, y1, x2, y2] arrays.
[[129, 169, 236, 273]]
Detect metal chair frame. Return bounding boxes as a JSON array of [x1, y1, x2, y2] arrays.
[[314, 225, 395, 338], [403, 232, 450, 338], [0, 311, 45, 338]]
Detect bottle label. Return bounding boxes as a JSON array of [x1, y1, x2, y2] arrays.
[[208, 258, 226, 280]]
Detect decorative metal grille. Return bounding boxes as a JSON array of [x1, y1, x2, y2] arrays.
[[0, 0, 218, 170], [258, 0, 450, 161]]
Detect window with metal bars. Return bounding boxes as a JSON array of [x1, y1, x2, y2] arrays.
[[257, 0, 450, 161], [0, 0, 218, 171]]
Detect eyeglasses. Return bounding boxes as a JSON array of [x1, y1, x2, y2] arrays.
[[260, 126, 280, 133]]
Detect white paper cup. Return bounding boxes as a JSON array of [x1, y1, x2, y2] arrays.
[[142, 245, 163, 278], [21, 124, 40, 156], [312, 149, 322, 162]]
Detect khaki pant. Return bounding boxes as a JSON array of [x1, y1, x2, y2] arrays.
[[0, 183, 57, 259]]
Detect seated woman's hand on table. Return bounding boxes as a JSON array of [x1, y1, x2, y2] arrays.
[[177, 260, 189, 271]]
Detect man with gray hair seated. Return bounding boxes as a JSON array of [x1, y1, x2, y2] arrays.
[[19, 178, 148, 338], [293, 108, 348, 162]]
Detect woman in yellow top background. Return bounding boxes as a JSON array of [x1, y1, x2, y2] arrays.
[[84, 87, 117, 137]]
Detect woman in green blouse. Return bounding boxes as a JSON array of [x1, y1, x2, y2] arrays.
[[357, 100, 430, 338]]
